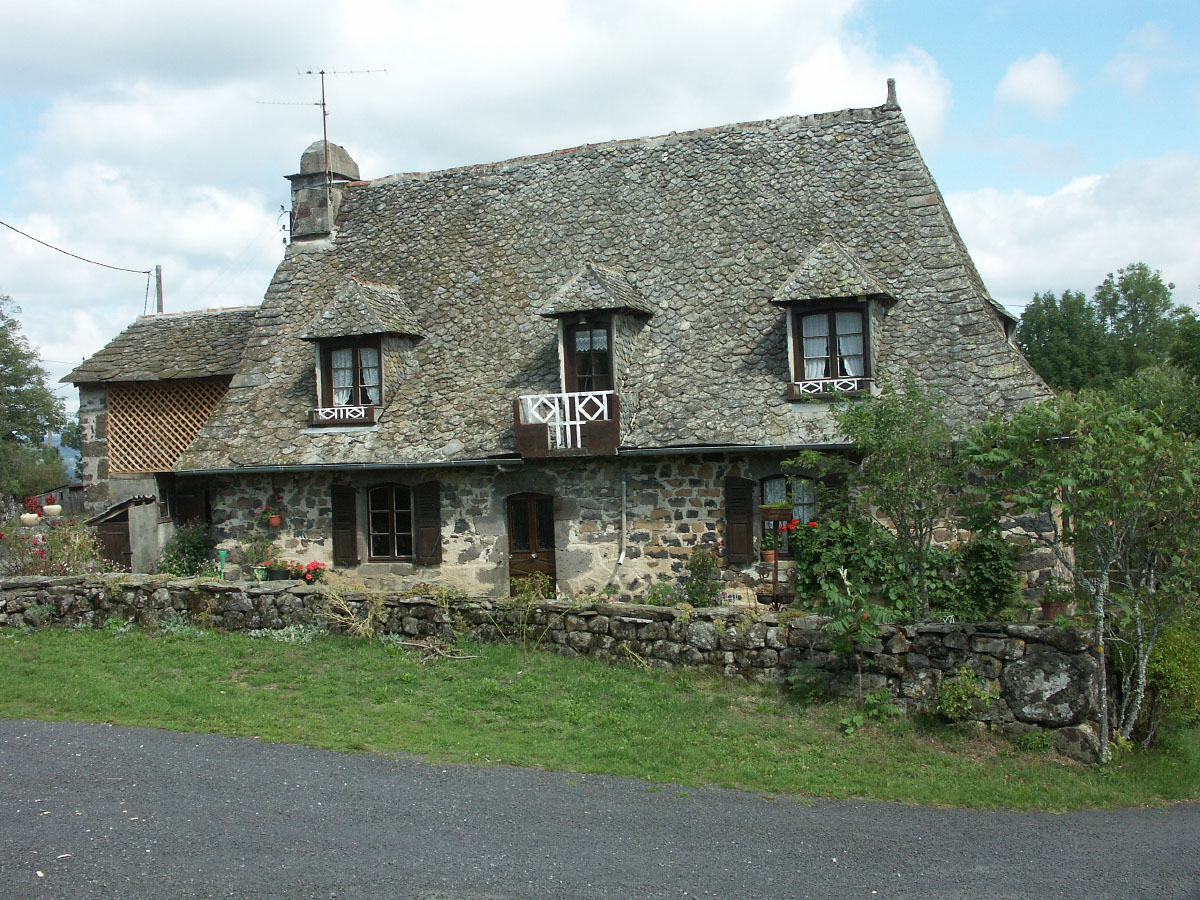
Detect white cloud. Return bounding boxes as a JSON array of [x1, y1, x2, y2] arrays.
[[946, 152, 1200, 315], [1104, 23, 1181, 94], [995, 52, 1075, 118]]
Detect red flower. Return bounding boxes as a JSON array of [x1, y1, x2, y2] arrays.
[[808, 521, 818, 528]]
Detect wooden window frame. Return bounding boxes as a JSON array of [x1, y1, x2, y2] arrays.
[[320, 337, 383, 408], [791, 303, 870, 385], [562, 315, 614, 394], [367, 484, 414, 561]]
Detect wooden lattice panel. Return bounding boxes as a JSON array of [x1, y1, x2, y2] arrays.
[[107, 378, 231, 473]]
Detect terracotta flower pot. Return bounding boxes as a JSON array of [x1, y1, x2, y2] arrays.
[[267, 514, 282, 527], [19, 512, 40, 527], [42, 504, 62, 517], [761, 549, 777, 563]]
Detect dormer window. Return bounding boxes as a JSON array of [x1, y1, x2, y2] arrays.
[[301, 278, 423, 428], [771, 236, 894, 400], [795, 307, 867, 382], [564, 319, 613, 393], [326, 343, 381, 407]]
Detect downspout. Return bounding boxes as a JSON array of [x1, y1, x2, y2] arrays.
[[617, 473, 628, 565]]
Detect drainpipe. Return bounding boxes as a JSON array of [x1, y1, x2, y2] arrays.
[[617, 474, 628, 565]]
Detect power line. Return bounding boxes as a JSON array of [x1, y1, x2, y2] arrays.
[[0, 218, 151, 274]]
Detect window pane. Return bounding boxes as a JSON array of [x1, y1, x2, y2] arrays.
[[393, 487, 411, 514], [395, 533, 413, 558], [510, 500, 530, 551], [801, 315, 828, 337], [762, 477, 787, 506], [332, 348, 353, 368], [371, 535, 391, 557], [574, 330, 592, 353], [835, 311, 862, 336], [368, 488, 389, 513], [359, 347, 379, 367], [793, 480, 817, 523], [589, 328, 608, 351]]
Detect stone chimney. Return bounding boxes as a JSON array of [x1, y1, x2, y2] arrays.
[[286, 140, 360, 240]]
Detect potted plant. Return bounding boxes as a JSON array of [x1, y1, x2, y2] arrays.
[[241, 533, 272, 581], [19, 496, 42, 527], [266, 559, 293, 581], [42, 493, 62, 517], [1040, 586, 1073, 621], [761, 528, 778, 563], [255, 494, 285, 528]]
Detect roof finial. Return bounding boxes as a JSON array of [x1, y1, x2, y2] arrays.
[[885, 78, 898, 109]]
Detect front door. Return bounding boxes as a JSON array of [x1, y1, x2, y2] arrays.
[[507, 493, 556, 596]]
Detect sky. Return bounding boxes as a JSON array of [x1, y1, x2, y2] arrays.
[[2, 0, 1198, 414]]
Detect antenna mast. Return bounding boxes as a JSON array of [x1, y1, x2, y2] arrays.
[[300, 68, 385, 214]]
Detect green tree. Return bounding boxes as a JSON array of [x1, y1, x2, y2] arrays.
[[1094, 262, 1178, 378], [1167, 309, 1200, 381], [0, 295, 66, 498], [967, 381, 1200, 760], [1016, 290, 1116, 392], [832, 375, 960, 619]]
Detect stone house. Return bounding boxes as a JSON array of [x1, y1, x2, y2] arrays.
[[65, 81, 1050, 597]]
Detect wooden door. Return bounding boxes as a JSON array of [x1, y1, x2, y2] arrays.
[[96, 512, 132, 571], [507, 493, 555, 596], [331, 484, 359, 566]]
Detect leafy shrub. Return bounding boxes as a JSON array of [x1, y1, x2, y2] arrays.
[[942, 532, 1018, 621], [157, 522, 216, 577], [0, 519, 118, 576], [248, 624, 325, 644], [934, 666, 997, 722], [1143, 611, 1200, 736], [511, 571, 553, 606], [790, 517, 909, 614], [683, 545, 721, 607], [785, 663, 833, 705]]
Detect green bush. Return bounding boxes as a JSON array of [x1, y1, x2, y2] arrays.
[[1144, 611, 1200, 735], [931, 533, 1019, 621], [934, 666, 997, 722], [683, 545, 721, 607], [157, 522, 216, 577], [790, 517, 909, 613]]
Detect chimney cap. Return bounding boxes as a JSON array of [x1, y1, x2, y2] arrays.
[[295, 140, 360, 181]]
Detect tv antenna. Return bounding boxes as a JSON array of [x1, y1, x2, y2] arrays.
[[258, 67, 385, 232], [299, 68, 385, 187]]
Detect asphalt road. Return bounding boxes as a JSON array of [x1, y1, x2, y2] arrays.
[[1, 719, 1197, 900]]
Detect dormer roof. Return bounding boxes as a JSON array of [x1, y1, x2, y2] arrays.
[[300, 278, 422, 342], [537, 261, 655, 319], [771, 236, 893, 305]]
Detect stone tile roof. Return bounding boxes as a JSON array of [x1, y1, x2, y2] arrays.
[[301, 278, 422, 341], [771, 236, 893, 304], [538, 262, 656, 318], [174, 91, 1049, 471], [63, 308, 256, 384]]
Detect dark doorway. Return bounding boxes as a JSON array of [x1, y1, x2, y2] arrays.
[[507, 492, 556, 596], [95, 512, 132, 571]]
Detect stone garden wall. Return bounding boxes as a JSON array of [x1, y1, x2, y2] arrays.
[[1, 574, 1101, 761]]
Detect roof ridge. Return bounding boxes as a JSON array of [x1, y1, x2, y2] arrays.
[[363, 102, 901, 187], [138, 305, 260, 320]]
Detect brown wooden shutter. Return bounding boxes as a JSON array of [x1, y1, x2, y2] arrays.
[[724, 475, 755, 564], [331, 484, 359, 567], [413, 480, 442, 565]]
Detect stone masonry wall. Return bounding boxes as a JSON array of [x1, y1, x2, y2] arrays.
[[1, 575, 1101, 761]]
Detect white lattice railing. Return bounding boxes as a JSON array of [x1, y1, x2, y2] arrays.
[[792, 377, 874, 395], [518, 390, 615, 449]]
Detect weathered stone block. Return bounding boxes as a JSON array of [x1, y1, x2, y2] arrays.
[[1002, 644, 1097, 727]]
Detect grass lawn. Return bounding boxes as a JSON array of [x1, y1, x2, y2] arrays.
[[1, 625, 1196, 811]]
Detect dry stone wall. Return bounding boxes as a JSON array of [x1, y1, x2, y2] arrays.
[[1, 574, 1100, 761]]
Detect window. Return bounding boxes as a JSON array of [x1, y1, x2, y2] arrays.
[[794, 307, 867, 383], [564, 320, 613, 393], [323, 342, 381, 407], [364, 481, 442, 564], [368, 485, 413, 560], [761, 476, 816, 559]]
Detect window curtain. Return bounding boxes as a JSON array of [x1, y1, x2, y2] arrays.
[[801, 315, 829, 380], [359, 347, 381, 405], [331, 348, 353, 405], [836, 312, 865, 377]]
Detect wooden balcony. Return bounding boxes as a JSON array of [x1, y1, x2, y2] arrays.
[[514, 390, 619, 457]]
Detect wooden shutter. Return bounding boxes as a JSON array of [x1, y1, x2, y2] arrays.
[[331, 484, 358, 566], [724, 475, 755, 564], [413, 480, 442, 565]]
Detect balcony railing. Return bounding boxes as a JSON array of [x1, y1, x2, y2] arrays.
[[308, 405, 376, 426], [786, 377, 874, 399], [514, 390, 619, 457]]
